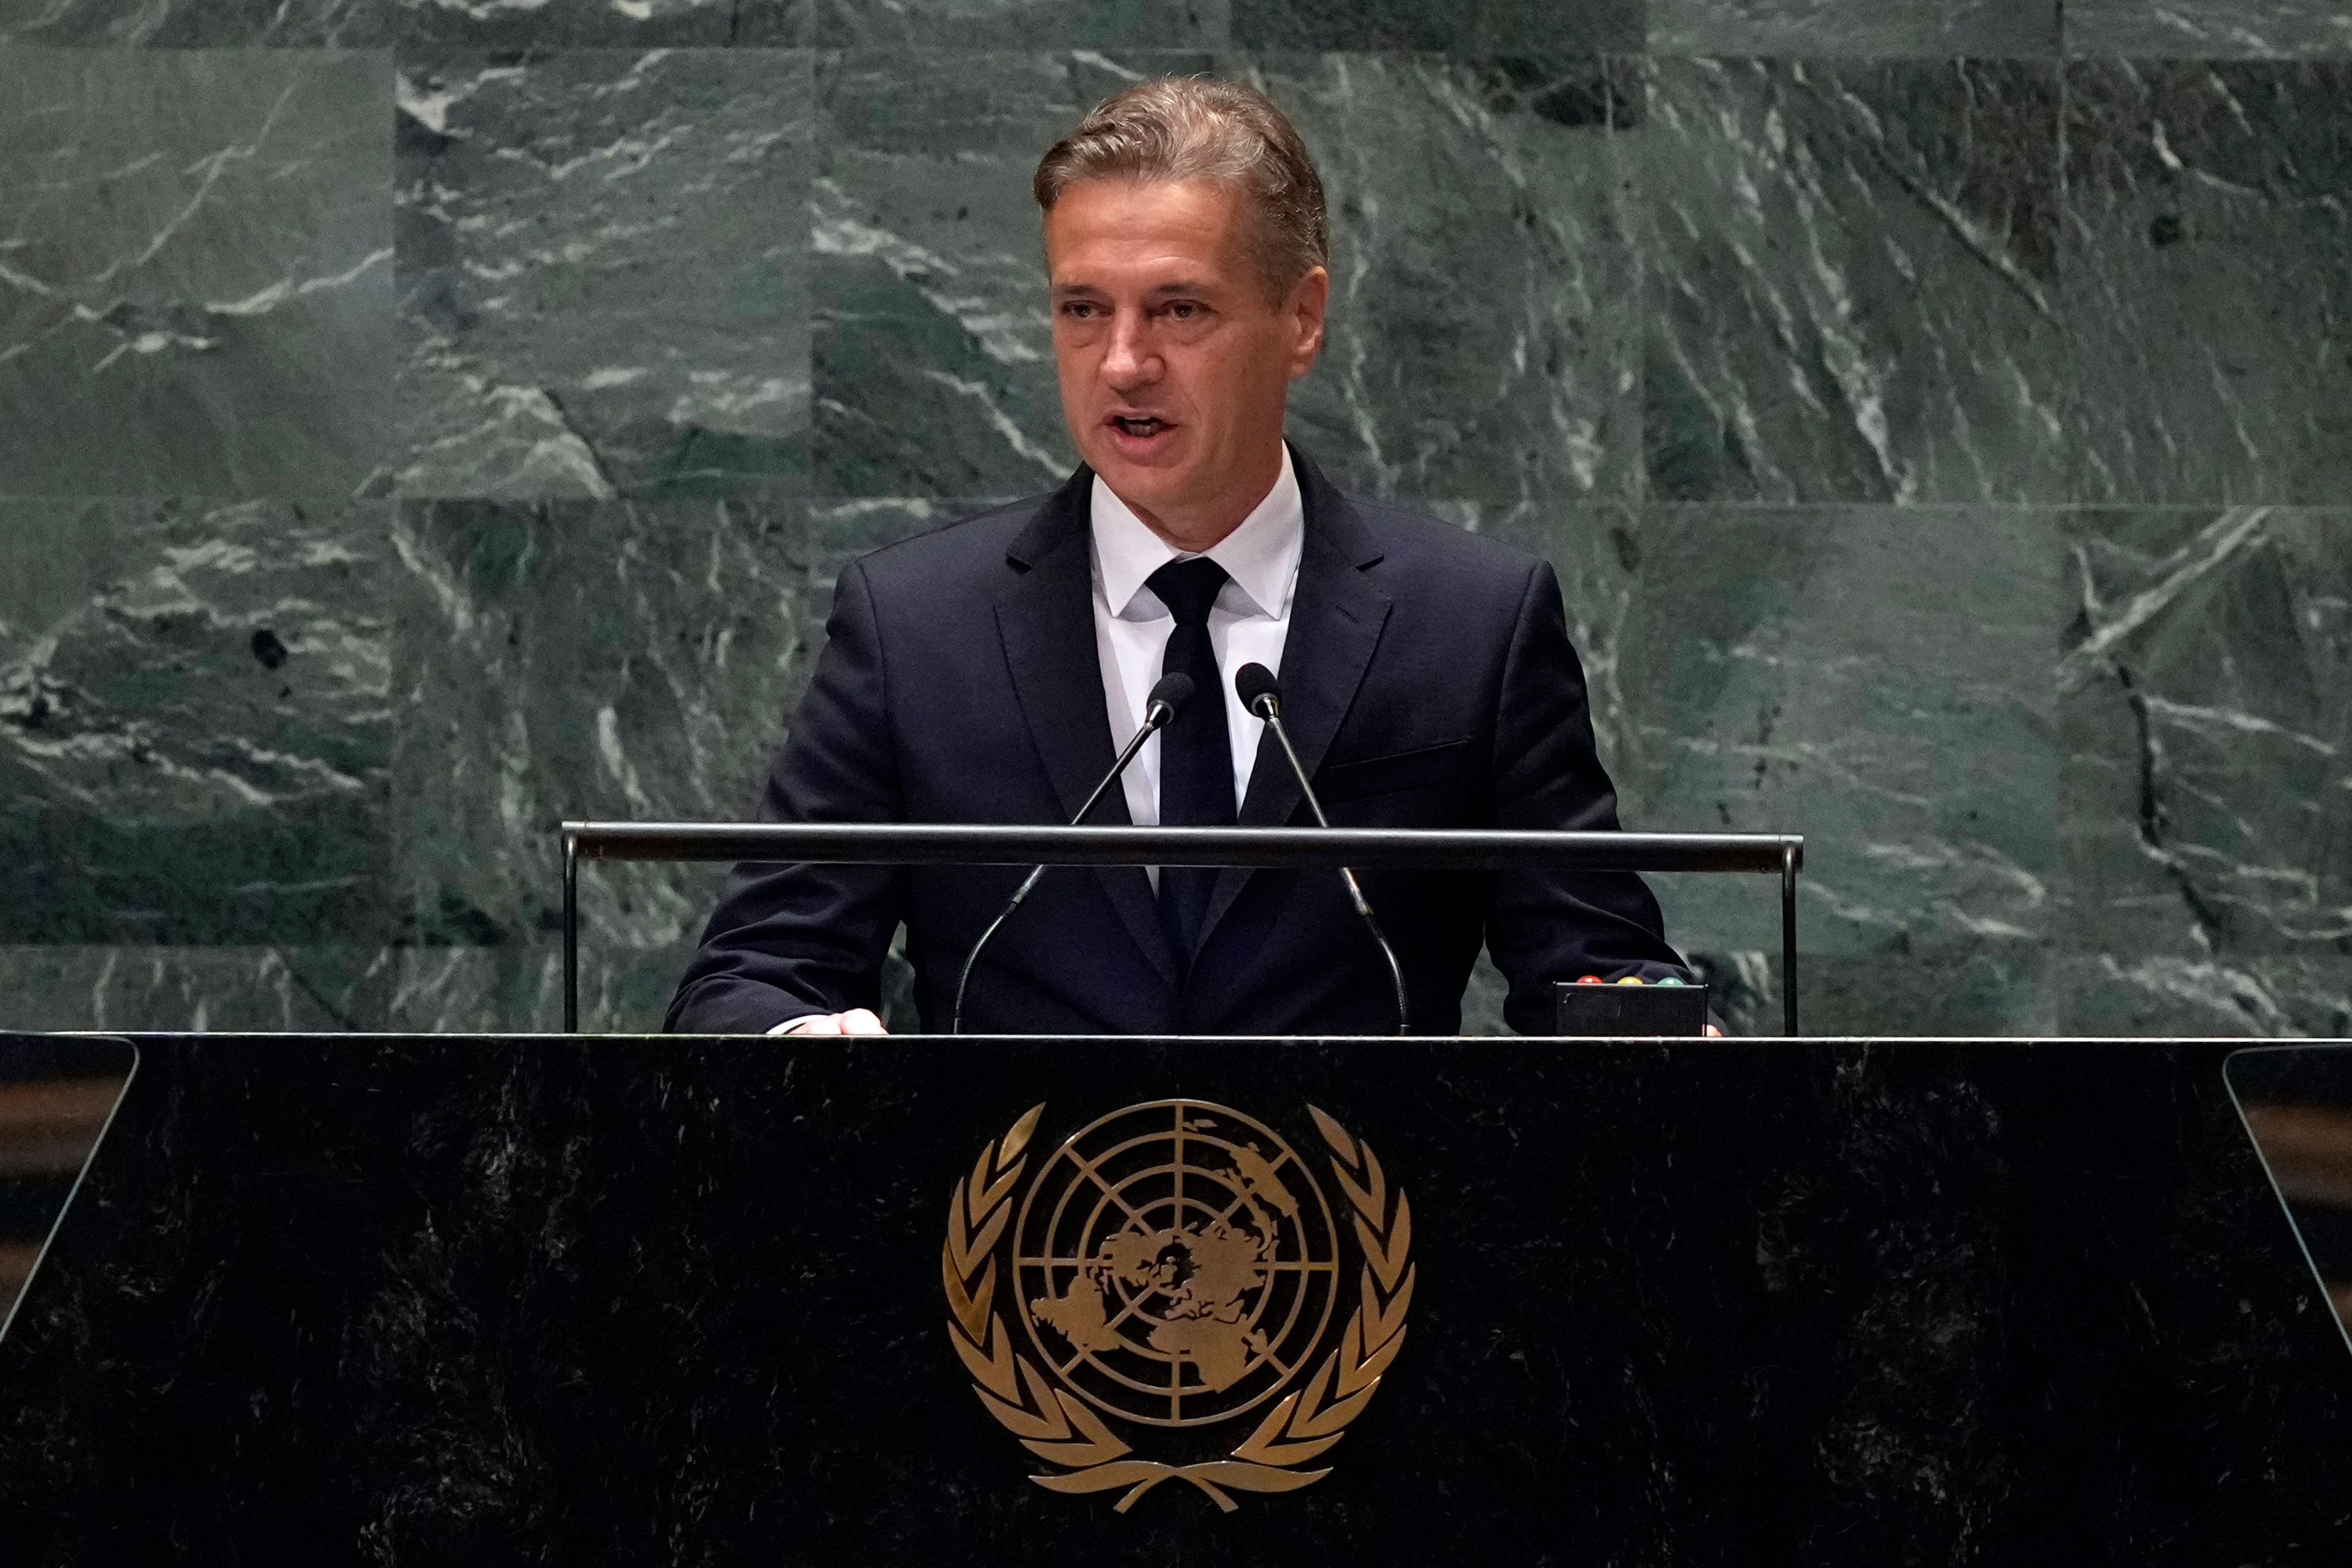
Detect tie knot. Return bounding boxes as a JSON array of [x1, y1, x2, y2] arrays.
[[1146, 557, 1229, 627]]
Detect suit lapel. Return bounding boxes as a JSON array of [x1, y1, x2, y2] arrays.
[[1197, 448, 1392, 949], [994, 468, 1180, 987]]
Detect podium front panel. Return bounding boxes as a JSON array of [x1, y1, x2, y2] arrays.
[[1, 1033, 2346, 1562]]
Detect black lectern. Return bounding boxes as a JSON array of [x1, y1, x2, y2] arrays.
[[4, 1031, 2350, 1562]]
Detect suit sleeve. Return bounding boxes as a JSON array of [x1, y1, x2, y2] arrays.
[[1483, 559, 1694, 1034], [665, 560, 908, 1033]]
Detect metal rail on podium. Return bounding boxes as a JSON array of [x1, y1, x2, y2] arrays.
[[559, 823, 1807, 1036]]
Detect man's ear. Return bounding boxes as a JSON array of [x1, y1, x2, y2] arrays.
[[1286, 265, 1330, 377]]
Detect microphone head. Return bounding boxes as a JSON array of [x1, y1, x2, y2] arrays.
[[1145, 672, 1194, 722], [1234, 662, 1281, 715]]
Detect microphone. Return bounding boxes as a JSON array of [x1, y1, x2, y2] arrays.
[[1234, 663, 1410, 1036], [951, 672, 1194, 1035]]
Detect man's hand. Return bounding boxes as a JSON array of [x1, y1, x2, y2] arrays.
[[774, 1008, 889, 1036]]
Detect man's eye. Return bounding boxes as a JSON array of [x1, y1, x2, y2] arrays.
[[1061, 301, 1099, 319], [1166, 303, 1199, 321]]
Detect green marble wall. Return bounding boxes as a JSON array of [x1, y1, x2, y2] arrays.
[[1, 2, 2345, 1036]]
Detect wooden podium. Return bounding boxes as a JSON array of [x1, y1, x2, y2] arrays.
[[4, 1030, 2350, 1562]]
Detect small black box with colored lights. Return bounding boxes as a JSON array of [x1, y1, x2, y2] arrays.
[[1553, 981, 1710, 1038]]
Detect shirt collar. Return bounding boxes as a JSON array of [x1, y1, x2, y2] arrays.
[[1090, 444, 1304, 622]]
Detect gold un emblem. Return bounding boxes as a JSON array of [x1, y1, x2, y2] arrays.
[[943, 1099, 1415, 1512]]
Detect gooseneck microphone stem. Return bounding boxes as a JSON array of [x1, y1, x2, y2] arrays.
[[1238, 666, 1411, 1036], [952, 675, 1192, 1035]]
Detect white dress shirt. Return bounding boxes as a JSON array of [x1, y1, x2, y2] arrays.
[[1090, 446, 1305, 833]]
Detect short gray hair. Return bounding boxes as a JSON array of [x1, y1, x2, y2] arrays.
[[1033, 76, 1328, 294]]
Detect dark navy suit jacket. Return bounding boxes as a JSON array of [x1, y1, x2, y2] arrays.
[[666, 446, 1689, 1036]]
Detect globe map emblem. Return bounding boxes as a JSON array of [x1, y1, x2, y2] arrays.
[[1014, 1099, 1342, 1428]]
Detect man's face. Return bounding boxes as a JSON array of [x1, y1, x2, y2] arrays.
[[1044, 178, 1327, 548]]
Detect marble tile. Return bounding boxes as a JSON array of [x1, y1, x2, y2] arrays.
[[2058, 952, 2350, 1038], [0, 497, 398, 947], [2068, 0, 2352, 57], [383, 921, 919, 1032], [1638, 59, 2067, 506], [394, 50, 812, 502], [1233, 0, 1640, 50], [401, 0, 1224, 50], [0, 0, 386, 44], [0, 946, 391, 1031], [811, 50, 1170, 497], [2057, 506, 2352, 1038], [813, 0, 1226, 47], [815, 52, 1638, 506], [0, 50, 394, 499], [396, 0, 802, 49], [806, 495, 1009, 587], [388, 494, 810, 1031], [1250, 55, 1639, 505], [2063, 62, 2352, 506], [1650, 0, 2059, 56], [382, 938, 682, 1032], [1457, 949, 1511, 1035], [1476, 500, 2063, 1035]]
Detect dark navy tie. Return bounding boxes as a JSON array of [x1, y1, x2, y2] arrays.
[[1146, 557, 1234, 962]]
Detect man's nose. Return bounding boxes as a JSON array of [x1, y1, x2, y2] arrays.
[[1101, 311, 1160, 388]]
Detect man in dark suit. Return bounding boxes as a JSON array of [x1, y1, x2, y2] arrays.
[[668, 77, 1694, 1038]]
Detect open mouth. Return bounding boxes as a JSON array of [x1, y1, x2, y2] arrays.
[[1110, 415, 1170, 439]]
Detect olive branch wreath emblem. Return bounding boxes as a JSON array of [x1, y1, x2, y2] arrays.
[[942, 1102, 1414, 1513]]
